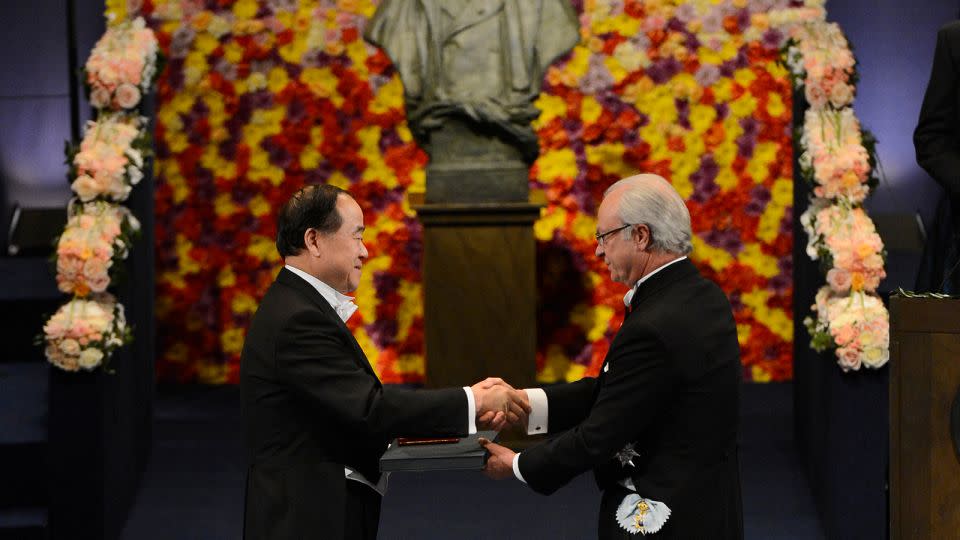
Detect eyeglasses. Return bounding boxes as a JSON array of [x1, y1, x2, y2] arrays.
[[595, 224, 632, 246]]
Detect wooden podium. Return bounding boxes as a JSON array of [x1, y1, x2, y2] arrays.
[[889, 296, 960, 539], [415, 202, 540, 389]]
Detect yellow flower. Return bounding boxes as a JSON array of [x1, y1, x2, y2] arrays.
[[396, 281, 422, 341], [247, 235, 281, 264], [394, 354, 426, 377], [729, 93, 758, 118], [214, 193, 239, 217], [736, 324, 752, 346], [301, 67, 341, 100], [766, 92, 787, 118], [586, 143, 632, 176], [715, 166, 739, 192], [224, 41, 245, 63], [194, 32, 219, 55], [175, 234, 202, 275], [571, 214, 598, 243], [371, 77, 405, 114], [534, 207, 567, 242], [220, 327, 246, 355], [751, 365, 773, 383], [738, 243, 779, 278], [690, 235, 733, 273], [232, 0, 259, 20], [581, 96, 603, 124], [689, 104, 717, 135], [327, 172, 351, 190], [570, 303, 615, 342], [217, 266, 236, 288], [231, 292, 259, 315], [534, 94, 568, 128], [537, 345, 571, 384], [249, 194, 272, 218], [198, 362, 229, 385], [537, 149, 578, 183], [268, 67, 289, 93], [770, 178, 793, 206]]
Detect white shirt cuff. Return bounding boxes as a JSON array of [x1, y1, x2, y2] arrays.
[[463, 387, 477, 435], [512, 452, 526, 484], [524, 388, 548, 435]]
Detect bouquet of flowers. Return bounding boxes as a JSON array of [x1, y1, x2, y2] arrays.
[[801, 202, 886, 294], [70, 113, 150, 202], [798, 109, 872, 203], [42, 293, 131, 372], [805, 288, 890, 371], [85, 16, 160, 111], [55, 201, 141, 296]]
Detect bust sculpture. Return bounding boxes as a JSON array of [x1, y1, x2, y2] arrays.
[[365, 0, 580, 169]]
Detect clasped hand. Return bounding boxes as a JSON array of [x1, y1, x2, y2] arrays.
[[470, 377, 530, 431]]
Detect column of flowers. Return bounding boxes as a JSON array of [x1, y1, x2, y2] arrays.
[[771, 1, 890, 371], [42, 17, 159, 372]]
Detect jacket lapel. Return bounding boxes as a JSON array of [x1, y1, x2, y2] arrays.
[[627, 258, 699, 314], [276, 268, 378, 378]]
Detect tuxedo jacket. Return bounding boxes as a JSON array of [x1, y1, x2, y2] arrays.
[[915, 20, 960, 292], [519, 259, 743, 539], [240, 268, 467, 540]]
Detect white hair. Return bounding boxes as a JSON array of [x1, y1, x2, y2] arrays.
[[604, 174, 693, 255]]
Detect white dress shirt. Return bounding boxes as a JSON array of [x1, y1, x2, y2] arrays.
[[284, 265, 477, 496]]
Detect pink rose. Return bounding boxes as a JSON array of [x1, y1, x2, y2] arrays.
[[826, 268, 851, 293], [837, 346, 862, 371], [113, 83, 141, 109]]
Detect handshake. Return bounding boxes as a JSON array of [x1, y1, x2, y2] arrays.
[[470, 377, 531, 431]]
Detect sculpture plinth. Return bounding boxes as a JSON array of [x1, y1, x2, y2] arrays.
[[416, 203, 540, 388]]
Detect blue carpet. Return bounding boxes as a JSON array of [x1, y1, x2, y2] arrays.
[[120, 382, 823, 539]]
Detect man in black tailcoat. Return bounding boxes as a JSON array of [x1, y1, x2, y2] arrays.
[[482, 174, 743, 539]]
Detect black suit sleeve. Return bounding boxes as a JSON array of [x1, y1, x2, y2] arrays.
[[275, 309, 467, 439], [542, 377, 596, 433], [915, 23, 960, 197], [519, 326, 677, 495]]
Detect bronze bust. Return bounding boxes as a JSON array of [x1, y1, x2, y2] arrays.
[[365, 0, 580, 167]]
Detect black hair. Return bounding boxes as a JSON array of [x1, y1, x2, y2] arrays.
[[275, 184, 348, 258]]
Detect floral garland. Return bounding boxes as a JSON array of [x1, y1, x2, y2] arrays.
[[771, 1, 890, 371], [55, 202, 140, 296], [86, 16, 160, 111], [42, 294, 130, 372], [41, 16, 159, 372], [119, 0, 802, 384], [70, 114, 151, 202]]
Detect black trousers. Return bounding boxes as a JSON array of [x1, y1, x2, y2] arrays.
[[344, 480, 381, 539]]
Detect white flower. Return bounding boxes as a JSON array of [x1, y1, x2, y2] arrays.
[[78, 348, 104, 369]]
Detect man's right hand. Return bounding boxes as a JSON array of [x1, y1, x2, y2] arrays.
[[471, 377, 531, 430]]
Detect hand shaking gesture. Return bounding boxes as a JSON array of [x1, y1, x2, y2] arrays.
[[470, 377, 531, 431]]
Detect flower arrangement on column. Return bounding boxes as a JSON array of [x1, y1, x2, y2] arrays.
[[771, 1, 890, 372], [42, 17, 159, 372]]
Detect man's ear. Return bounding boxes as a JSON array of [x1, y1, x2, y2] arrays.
[[303, 228, 322, 257], [633, 224, 651, 251]]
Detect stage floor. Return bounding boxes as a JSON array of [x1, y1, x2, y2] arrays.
[[120, 382, 822, 539]]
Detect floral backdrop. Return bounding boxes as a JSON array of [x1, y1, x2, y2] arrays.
[[109, 0, 797, 384]]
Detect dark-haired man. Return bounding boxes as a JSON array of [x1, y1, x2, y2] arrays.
[[241, 184, 529, 539]]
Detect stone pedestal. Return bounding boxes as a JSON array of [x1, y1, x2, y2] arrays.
[[416, 203, 540, 389]]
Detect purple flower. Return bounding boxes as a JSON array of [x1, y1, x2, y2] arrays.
[[367, 319, 398, 348], [762, 29, 785, 50], [695, 64, 721, 88], [704, 228, 744, 255]]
